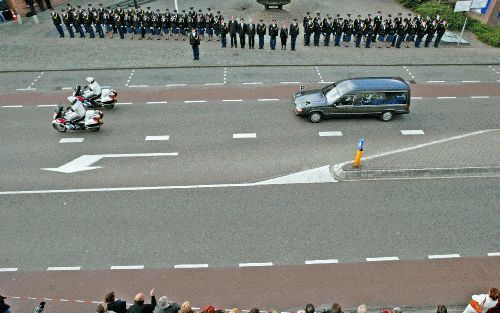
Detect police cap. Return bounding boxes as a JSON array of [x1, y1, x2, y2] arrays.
[[182, 10, 185, 12], [198, 9, 202, 12], [259, 19, 263, 22], [146, 6, 150, 9], [87, 4, 91, 7], [306, 12, 310, 14], [293, 18, 297, 21], [316, 12, 320, 16], [336, 14, 340, 17], [347, 13, 351, 17], [190, 7, 193, 10]]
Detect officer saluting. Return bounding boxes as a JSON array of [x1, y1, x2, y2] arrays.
[[257, 19, 266, 49], [289, 18, 299, 51]]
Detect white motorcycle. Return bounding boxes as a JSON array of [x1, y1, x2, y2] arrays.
[[52, 105, 104, 132], [74, 85, 118, 109]]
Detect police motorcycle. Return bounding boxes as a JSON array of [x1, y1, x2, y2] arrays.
[[73, 77, 117, 109], [51, 96, 104, 132]]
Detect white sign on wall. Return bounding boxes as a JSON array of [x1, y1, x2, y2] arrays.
[[471, 0, 488, 9], [454, 0, 472, 12]]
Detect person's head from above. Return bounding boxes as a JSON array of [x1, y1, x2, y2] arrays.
[[358, 304, 367, 313]]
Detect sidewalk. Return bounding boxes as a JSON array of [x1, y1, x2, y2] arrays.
[[332, 130, 500, 180], [0, 0, 499, 71]]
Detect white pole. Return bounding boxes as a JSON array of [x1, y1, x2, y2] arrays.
[[174, 0, 178, 12], [457, 16, 467, 48], [16, 11, 23, 24]]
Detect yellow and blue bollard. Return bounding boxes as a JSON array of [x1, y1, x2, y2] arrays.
[[353, 138, 364, 168]]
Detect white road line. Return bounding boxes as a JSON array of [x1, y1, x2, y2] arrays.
[[128, 85, 148, 88], [61, 87, 73, 90], [166, 84, 186, 87], [280, 81, 301, 84], [59, 299, 69, 302], [15, 88, 36, 91], [0, 268, 18, 272], [318, 131, 343, 137], [110, 265, 144, 270], [116, 102, 132, 105], [44, 298, 53, 301], [174, 264, 209, 269], [59, 138, 84, 143], [38, 104, 58, 107], [462, 80, 480, 83], [75, 300, 85, 303], [233, 133, 257, 139], [257, 98, 279, 101], [204, 83, 224, 86], [427, 80, 445, 83], [242, 82, 263, 85], [305, 259, 339, 264], [239, 262, 273, 267], [146, 101, 168, 104], [11, 297, 21, 299], [411, 96, 423, 100], [222, 99, 244, 102], [401, 130, 425, 135], [184, 100, 207, 103], [437, 96, 456, 99], [318, 81, 334, 84], [145, 135, 170, 141], [488, 252, 500, 256], [471, 96, 490, 99], [366, 256, 399, 262], [428, 254, 460, 259], [47, 266, 81, 271], [2, 105, 23, 108]]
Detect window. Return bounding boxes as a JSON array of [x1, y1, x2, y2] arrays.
[[336, 94, 355, 106], [325, 87, 342, 104], [361, 92, 386, 105], [385, 92, 407, 104]]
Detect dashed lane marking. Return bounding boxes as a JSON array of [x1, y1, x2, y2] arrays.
[[305, 259, 339, 264], [59, 138, 84, 143], [401, 130, 425, 135], [462, 80, 480, 83], [0, 268, 18, 272], [315, 66, 324, 83], [184, 100, 207, 103], [174, 264, 209, 269], [257, 98, 280, 101], [145, 135, 170, 141], [318, 131, 343, 137], [204, 83, 224, 86], [61, 87, 73, 90], [116, 102, 132, 105], [411, 97, 423, 100], [402, 66, 415, 80], [166, 83, 186, 87], [224, 67, 227, 84], [128, 85, 148, 88], [366, 256, 400, 262], [233, 133, 257, 139], [471, 96, 490, 99], [242, 82, 263, 85], [222, 99, 243, 102], [15, 88, 36, 91], [110, 265, 144, 270], [427, 80, 445, 83], [146, 101, 168, 104], [2, 105, 23, 108], [239, 262, 273, 267], [37, 104, 58, 107], [280, 81, 301, 84], [428, 254, 460, 259], [488, 252, 500, 256], [437, 96, 456, 99], [47, 266, 81, 271]]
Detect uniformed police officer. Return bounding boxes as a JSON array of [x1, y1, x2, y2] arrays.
[[313, 13, 321, 46], [289, 18, 299, 51], [257, 19, 266, 49], [322, 15, 332, 46], [74, 6, 86, 38], [333, 14, 343, 46], [61, 8, 74, 38], [434, 20, 446, 48], [189, 27, 200, 60], [424, 20, 436, 47], [363, 20, 373, 48], [343, 14, 353, 47], [205, 8, 214, 41], [220, 17, 228, 47], [50, 8, 64, 37], [93, 10, 104, 38], [304, 18, 313, 46], [269, 19, 278, 50]]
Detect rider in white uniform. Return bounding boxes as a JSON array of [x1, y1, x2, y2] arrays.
[[65, 96, 86, 122], [83, 77, 102, 100]]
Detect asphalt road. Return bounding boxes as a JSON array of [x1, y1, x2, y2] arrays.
[[0, 65, 499, 91]]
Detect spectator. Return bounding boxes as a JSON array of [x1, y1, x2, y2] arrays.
[[0, 295, 11, 313], [393, 307, 402, 313], [128, 289, 157, 313], [154, 296, 180, 313], [97, 302, 116, 313], [105, 291, 127, 313], [180, 302, 193, 313], [229, 309, 240, 313], [358, 304, 368, 313], [306, 304, 315, 313], [464, 288, 499, 313], [437, 305, 447, 313], [332, 303, 343, 313], [249, 309, 260, 313], [202, 306, 215, 313]]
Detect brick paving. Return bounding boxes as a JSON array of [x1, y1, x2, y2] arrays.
[[0, 0, 499, 71]]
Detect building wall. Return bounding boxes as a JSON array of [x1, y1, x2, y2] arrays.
[[8, 0, 65, 16], [468, 0, 500, 26]]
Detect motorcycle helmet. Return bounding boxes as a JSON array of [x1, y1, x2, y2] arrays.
[[67, 96, 77, 103], [86, 77, 95, 83]]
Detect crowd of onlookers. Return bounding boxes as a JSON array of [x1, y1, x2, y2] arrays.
[[1, 288, 499, 313]]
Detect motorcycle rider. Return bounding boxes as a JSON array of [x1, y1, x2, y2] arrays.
[[83, 76, 102, 101], [65, 96, 87, 124]]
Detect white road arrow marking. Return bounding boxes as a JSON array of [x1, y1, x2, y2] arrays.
[[41, 153, 178, 173]]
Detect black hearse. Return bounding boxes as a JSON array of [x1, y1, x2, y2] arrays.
[[292, 77, 411, 122]]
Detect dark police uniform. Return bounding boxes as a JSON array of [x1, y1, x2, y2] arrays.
[[257, 20, 266, 49], [280, 25, 288, 49], [313, 14, 322, 46], [363, 21, 373, 48], [220, 21, 228, 47], [189, 29, 200, 60], [322, 17, 332, 46], [51, 10, 64, 37], [246, 21, 256, 49], [342, 17, 353, 47], [61, 9, 74, 37], [304, 19, 313, 46], [424, 21, 436, 47], [228, 18, 238, 48], [434, 21, 446, 47], [269, 21, 278, 50], [289, 19, 299, 51]]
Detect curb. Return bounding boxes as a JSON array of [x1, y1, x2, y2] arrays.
[[331, 164, 500, 181], [1, 63, 500, 73]]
